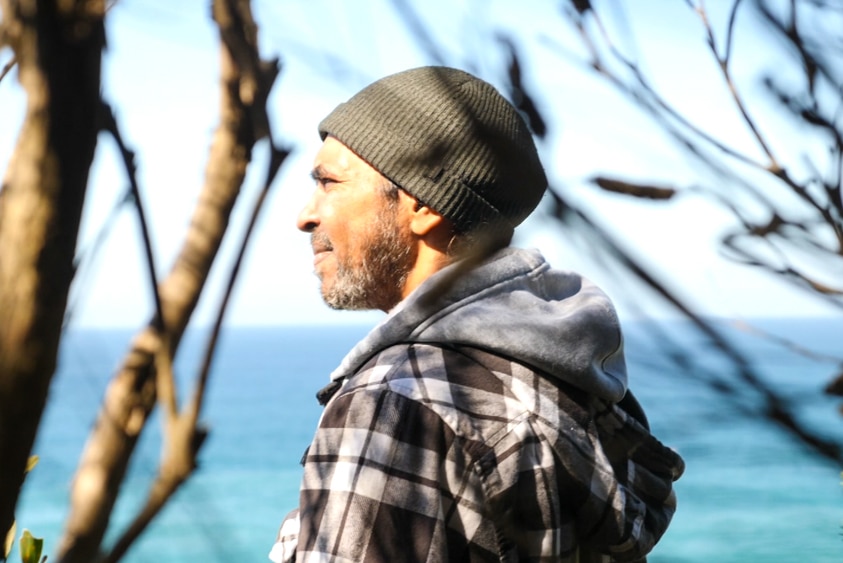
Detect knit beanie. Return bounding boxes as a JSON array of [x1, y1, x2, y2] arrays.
[[318, 66, 547, 233]]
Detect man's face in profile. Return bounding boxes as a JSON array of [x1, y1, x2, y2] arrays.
[[297, 136, 416, 311]]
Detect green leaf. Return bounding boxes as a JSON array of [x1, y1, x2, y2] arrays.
[[25, 456, 39, 474], [19, 530, 43, 563], [4, 520, 15, 558]]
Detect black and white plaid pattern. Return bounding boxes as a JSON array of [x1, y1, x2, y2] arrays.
[[270, 343, 683, 562]]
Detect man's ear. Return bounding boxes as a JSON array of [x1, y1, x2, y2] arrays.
[[409, 204, 446, 236]]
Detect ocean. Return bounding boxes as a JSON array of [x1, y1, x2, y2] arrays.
[[10, 316, 843, 562]]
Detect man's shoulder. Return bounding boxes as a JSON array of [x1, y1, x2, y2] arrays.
[[341, 342, 530, 439], [352, 341, 507, 392], [344, 342, 596, 428]]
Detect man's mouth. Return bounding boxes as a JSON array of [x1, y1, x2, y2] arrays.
[[311, 233, 333, 266], [313, 251, 330, 267]]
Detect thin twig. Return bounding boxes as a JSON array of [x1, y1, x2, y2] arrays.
[[551, 188, 843, 463], [574, 8, 778, 179], [695, 2, 781, 170], [190, 143, 288, 424], [567, 0, 843, 293], [723, 0, 745, 65], [722, 232, 843, 302], [542, 27, 779, 213], [389, 0, 448, 66], [0, 54, 17, 83], [62, 190, 132, 329], [98, 101, 166, 334]]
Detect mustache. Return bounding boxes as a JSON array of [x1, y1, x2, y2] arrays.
[[310, 231, 333, 253]]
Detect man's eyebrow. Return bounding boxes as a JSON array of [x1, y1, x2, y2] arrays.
[[310, 165, 334, 181]]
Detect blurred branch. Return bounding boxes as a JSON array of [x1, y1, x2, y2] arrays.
[[721, 0, 742, 62], [723, 221, 843, 300], [57, 0, 282, 560], [570, 10, 777, 177], [538, 24, 784, 223], [732, 318, 842, 364], [497, 34, 547, 139], [757, 0, 843, 97], [693, 0, 782, 170], [97, 102, 166, 331], [389, 0, 447, 65], [755, 1, 843, 238], [0, 54, 16, 83], [547, 188, 843, 463], [103, 121, 288, 563], [592, 177, 677, 200], [553, 0, 843, 310], [97, 332, 191, 563], [190, 144, 288, 427], [64, 189, 131, 328], [0, 0, 105, 543]]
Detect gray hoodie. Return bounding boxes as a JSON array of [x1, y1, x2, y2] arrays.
[[330, 247, 628, 403]]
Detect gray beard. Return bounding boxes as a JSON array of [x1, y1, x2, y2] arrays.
[[320, 212, 415, 312]]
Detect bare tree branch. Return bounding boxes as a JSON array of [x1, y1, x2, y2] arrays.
[[56, 0, 282, 560], [694, 1, 782, 170], [591, 177, 677, 200], [547, 188, 843, 463], [389, 0, 448, 65], [553, 1, 843, 314], [0, 54, 16, 84], [102, 125, 288, 563], [97, 102, 166, 332]]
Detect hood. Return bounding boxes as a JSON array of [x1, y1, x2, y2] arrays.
[[330, 247, 627, 402]]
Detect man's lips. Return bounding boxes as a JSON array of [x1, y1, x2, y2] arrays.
[[310, 233, 333, 267], [313, 249, 331, 266]]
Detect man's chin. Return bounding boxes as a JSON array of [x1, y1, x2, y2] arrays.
[[321, 285, 376, 311], [320, 282, 351, 310]]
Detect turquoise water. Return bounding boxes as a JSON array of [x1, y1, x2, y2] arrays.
[[12, 317, 843, 562]]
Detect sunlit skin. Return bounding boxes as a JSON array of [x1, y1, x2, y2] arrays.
[[297, 136, 453, 312]]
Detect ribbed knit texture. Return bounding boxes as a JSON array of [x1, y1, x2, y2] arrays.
[[319, 66, 547, 233]]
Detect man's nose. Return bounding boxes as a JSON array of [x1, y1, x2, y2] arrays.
[[296, 193, 319, 233]]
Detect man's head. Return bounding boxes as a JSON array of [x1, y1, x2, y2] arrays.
[[298, 66, 547, 311]]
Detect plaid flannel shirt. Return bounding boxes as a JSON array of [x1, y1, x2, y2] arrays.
[[270, 343, 683, 563]]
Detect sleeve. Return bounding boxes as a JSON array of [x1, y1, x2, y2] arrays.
[[268, 509, 299, 563], [291, 385, 490, 562], [577, 397, 685, 562]]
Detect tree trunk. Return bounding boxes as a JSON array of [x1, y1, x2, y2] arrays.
[[0, 0, 105, 548]]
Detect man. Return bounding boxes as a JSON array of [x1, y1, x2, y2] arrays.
[[270, 66, 684, 563]]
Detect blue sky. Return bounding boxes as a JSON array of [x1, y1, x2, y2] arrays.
[[0, 0, 837, 328]]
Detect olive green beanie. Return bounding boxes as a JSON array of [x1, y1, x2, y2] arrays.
[[318, 66, 547, 233]]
